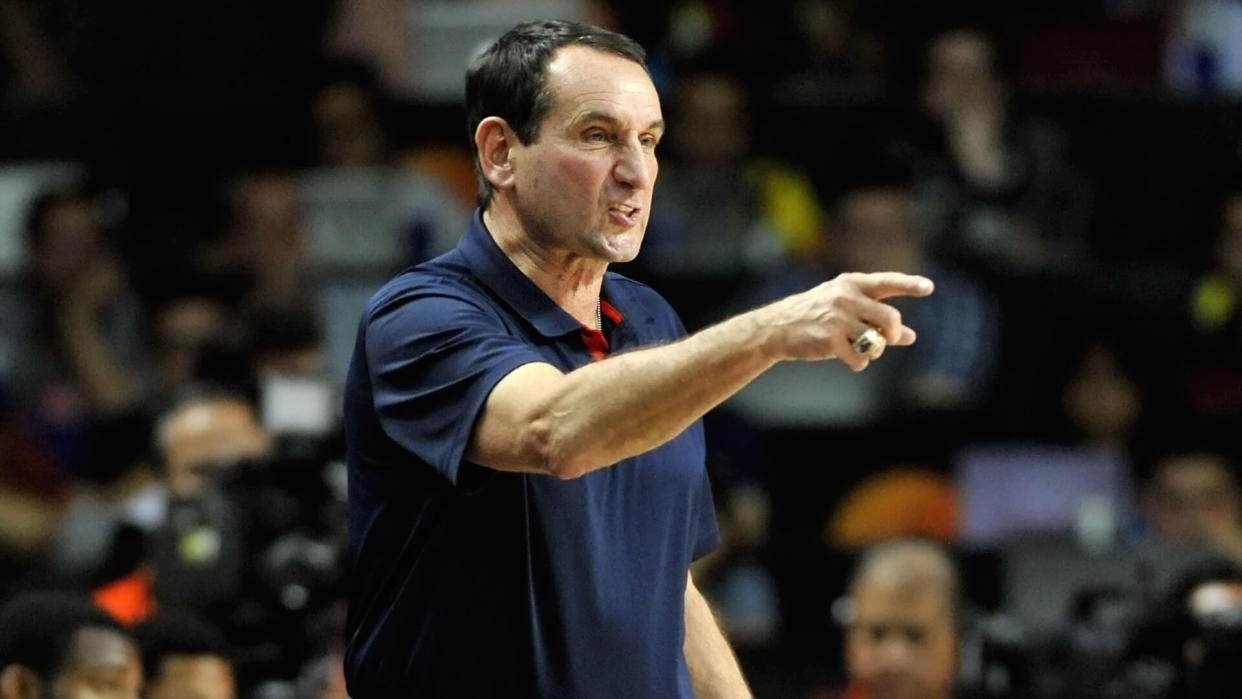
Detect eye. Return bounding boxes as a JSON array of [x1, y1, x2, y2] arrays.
[[584, 128, 609, 143], [903, 627, 927, 644], [640, 134, 659, 150]]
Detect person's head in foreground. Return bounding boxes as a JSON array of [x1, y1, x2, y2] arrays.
[[0, 591, 142, 699], [843, 538, 959, 699], [132, 607, 235, 699]]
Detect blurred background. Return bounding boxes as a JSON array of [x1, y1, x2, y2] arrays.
[[1, 0, 1241, 697]]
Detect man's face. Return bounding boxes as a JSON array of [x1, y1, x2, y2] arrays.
[[146, 655, 235, 699], [1147, 454, 1242, 544], [507, 45, 663, 263], [49, 628, 143, 699], [846, 583, 956, 699], [836, 188, 920, 273], [162, 398, 272, 497]]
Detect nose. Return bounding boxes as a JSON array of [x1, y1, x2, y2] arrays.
[[613, 138, 654, 190], [875, 636, 917, 669]]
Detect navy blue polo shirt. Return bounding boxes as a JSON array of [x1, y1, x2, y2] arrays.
[[343, 211, 720, 697]]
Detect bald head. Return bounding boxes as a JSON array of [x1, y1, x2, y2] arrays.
[[849, 539, 960, 613], [845, 539, 959, 699]]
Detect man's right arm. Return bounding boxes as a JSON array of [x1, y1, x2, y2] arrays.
[[466, 272, 933, 479]]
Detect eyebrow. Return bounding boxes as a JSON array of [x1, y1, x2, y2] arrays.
[[574, 111, 665, 133]]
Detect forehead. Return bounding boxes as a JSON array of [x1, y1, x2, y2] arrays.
[[1158, 455, 1234, 487], [853, 583, 950, 625], [541, 45, 661, 123], [158, 655, 235, 689]]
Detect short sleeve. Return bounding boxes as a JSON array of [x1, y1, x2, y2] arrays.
[[364, 287, 546, 486]]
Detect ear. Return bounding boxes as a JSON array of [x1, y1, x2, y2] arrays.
[[0, 665, 41, 699], [474, 116, 518, 194]]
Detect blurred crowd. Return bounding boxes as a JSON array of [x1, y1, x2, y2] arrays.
[[1, 0, 1242, 698]]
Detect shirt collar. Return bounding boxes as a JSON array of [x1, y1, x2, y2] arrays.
[[458, 209, 640, 338]]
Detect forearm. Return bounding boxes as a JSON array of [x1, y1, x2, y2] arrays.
[[533, 309, 780, 476], [58, 308, 138, 415], [469, 273, 931, 477], [684, 574, 751, 699]]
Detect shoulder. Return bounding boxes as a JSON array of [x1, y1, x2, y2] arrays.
[[604, 270, 685, 330], [364, 251, 484, 318]]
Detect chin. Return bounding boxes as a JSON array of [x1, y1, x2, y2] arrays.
[[599, 231, 644, 262]]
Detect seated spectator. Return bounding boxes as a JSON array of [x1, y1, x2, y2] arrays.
[[0, 184, 147, 478], [817, 538, 960, 699], [905, 25, 1092, 276], [0, 590, 141, 699], [133, 606, 236, 699], [305, 58, 471, 263], [198, 172, 317, 315], [1138, 446, 1242, 565], [770, 0, 891, 104], [145, 280, 234, 410]]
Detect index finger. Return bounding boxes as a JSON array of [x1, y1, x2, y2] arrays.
[[849, 272, 934, 300]]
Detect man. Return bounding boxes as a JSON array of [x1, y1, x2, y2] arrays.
[[835, 539, 959, 699], [0, 591, 143, 699], [343, 19, 933, 697], [132, 607, 236, 699], [1141, 448, 1242, 565]]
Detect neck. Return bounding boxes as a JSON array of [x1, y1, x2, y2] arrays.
[[483, 205, 605, 326]]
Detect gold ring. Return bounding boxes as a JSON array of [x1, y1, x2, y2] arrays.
[[852, 327, 886, 360]]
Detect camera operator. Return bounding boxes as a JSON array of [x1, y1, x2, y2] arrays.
[[149, 384, 347, 694], [1110, 559, 1242, 699]]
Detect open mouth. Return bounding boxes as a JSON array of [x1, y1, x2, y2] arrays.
[[609, 203, 641, 225]]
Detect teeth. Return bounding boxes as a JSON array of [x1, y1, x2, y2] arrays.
[[615, 204, 634, 214]]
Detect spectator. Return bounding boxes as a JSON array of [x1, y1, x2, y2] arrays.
[[0, 590, 141, 699], [771, 0, 892, 104], [0, 185, 147, 478], [1139, 446, 1242, 566], [818, 538, 960, 699], [145, 281, 233, 409], [304, 58, 471, 264], [905, 26, 1093, 276], [199, 172, 317, 315], [146, 385, 344, 689], [133, 606, 236, 699]]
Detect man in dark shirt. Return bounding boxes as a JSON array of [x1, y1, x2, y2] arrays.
[[343, 19, 934, 697]]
